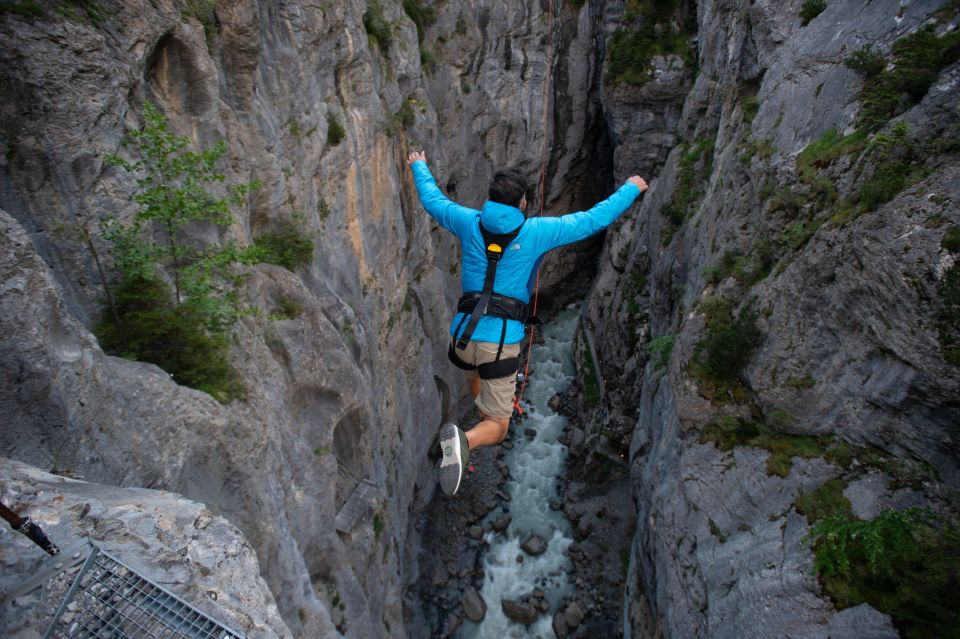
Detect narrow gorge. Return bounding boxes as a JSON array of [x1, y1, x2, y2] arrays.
[[1, 1, 957, 639]]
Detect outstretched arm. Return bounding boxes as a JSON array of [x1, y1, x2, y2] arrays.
[[534, 176, 647, 250], [408, 151, 476, 237]]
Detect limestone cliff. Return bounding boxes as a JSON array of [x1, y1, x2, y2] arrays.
[[2, 0, 958, 638], [0, 1, 608, 637], [582, 0, 960, 637]]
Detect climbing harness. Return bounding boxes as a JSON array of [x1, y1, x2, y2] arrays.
[[447, 220, 534, 380]]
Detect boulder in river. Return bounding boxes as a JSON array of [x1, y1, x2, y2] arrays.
[[520, 531, 548, 556], [461, 586, 486, 622], [552, 610, 569, 638], [492, 513, 512, 531], [501, 599, 539, 625], [548, 394, 562, 411], [564, 600, 585, 628]]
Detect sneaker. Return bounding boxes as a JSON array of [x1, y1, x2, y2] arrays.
[[438, 423, 470, 496]]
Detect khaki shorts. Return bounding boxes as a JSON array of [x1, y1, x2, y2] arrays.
[[454, 340, 521, 419]]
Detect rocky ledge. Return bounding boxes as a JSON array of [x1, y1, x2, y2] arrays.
[[0, 458, 290, 639]]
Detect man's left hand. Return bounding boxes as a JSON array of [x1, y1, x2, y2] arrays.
[[408, 151, 426, 165]]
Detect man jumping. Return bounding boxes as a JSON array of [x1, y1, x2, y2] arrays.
[[408, 150, 647, 495]]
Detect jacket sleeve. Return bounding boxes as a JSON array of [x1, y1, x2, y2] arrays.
[[532, 181, 641, 251], [410, 160, 476, 237]]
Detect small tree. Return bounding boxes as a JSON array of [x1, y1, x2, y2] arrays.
[[99, 103, 259, 401]]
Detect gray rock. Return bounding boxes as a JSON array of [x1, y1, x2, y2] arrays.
[[461, 586, 486, 623], [468, 525, 484, 540], [552, 611, 569, 639], [444, 612, 462, 637], [548, 395, 562, 411], [500, 599, 539, 625], [824, 604, 899, 639], [567, 428, 586, 455], [0, 459, 290, 638], [492, 514, 512, 531], [520, 532, 548, 556], [564, 601, 585, 628]]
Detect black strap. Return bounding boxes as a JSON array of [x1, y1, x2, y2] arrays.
[[457, 292, 528, 323], [447, 342, 520, 379], [455, 219, 524, 350], [477, 356, 519, 379]]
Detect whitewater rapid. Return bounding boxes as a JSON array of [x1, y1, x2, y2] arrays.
[[460, 306, 580, 638]]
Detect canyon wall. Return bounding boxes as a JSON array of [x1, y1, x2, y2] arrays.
[[582, 0, 960, 636], [0, 1, 611, 637]]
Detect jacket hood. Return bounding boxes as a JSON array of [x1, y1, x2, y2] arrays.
[[480, 200, 525, 233]]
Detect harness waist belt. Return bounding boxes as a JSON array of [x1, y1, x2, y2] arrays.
[[456, 292, 528, 325]]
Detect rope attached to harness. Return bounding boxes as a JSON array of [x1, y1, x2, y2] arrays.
[[513, 0, 554, 416]]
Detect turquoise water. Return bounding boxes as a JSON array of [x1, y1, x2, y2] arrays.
[[461, 306, 579, 638]]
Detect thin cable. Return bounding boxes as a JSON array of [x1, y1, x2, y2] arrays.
[[514, 0, 553, 414]]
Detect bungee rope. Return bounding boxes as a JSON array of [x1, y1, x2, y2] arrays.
[[513, 0, 554, 416]]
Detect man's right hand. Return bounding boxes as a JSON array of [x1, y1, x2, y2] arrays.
[[627, 176, 648, 192], [408, 151, 426, 165]]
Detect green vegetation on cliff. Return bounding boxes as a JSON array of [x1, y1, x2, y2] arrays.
[[805, 508, 960, 639], [700, 414, 830, 477], [97, 104, 267, 402], [661, 138, 714, 244], [606, 0, 696, 85]]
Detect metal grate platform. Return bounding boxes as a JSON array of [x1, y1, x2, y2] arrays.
[[44, 546, 244, 639]]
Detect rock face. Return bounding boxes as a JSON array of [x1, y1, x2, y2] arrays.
[[2, 1, 957, 638], [0, 458, 290, 639], [0, 2, 613, 638], [579, 0, 960, 637]]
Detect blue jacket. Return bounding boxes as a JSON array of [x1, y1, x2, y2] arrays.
[[411, 160, 641, 344]]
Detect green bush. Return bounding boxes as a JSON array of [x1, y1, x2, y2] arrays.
[[857, 122, 923, 211], [695, 301, 763, 383], [182, 0, 216, 37], [741, 94, 760, 123], [702, 246, 774, 287], [844, 44, 887, 78], [942, 226, 960, 253], [796, 128, 868, 181], [779, 220, 819, 250], [766, 187, 807, 215], [799, 0, 827, 26], [858, 23, 960, 131], [326, 112, 346, 146], [98, 103, 258, 402], [795, 478, 852, 524], [661, 138, 714, 232], [402, 0, 436, 44], [805, 508, 960, 638], [606, 4, 694, 87], [644, 334, 675, 370], [0, 0, 43, 17], [252, 220, 315, 271], [96, 277, 244, 402], [363, 1, 392, 56]]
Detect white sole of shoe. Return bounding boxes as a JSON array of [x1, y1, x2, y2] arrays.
[[438, 423, 464, 496]]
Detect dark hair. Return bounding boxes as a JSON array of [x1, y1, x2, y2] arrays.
[[488, 169, 527, 207]]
